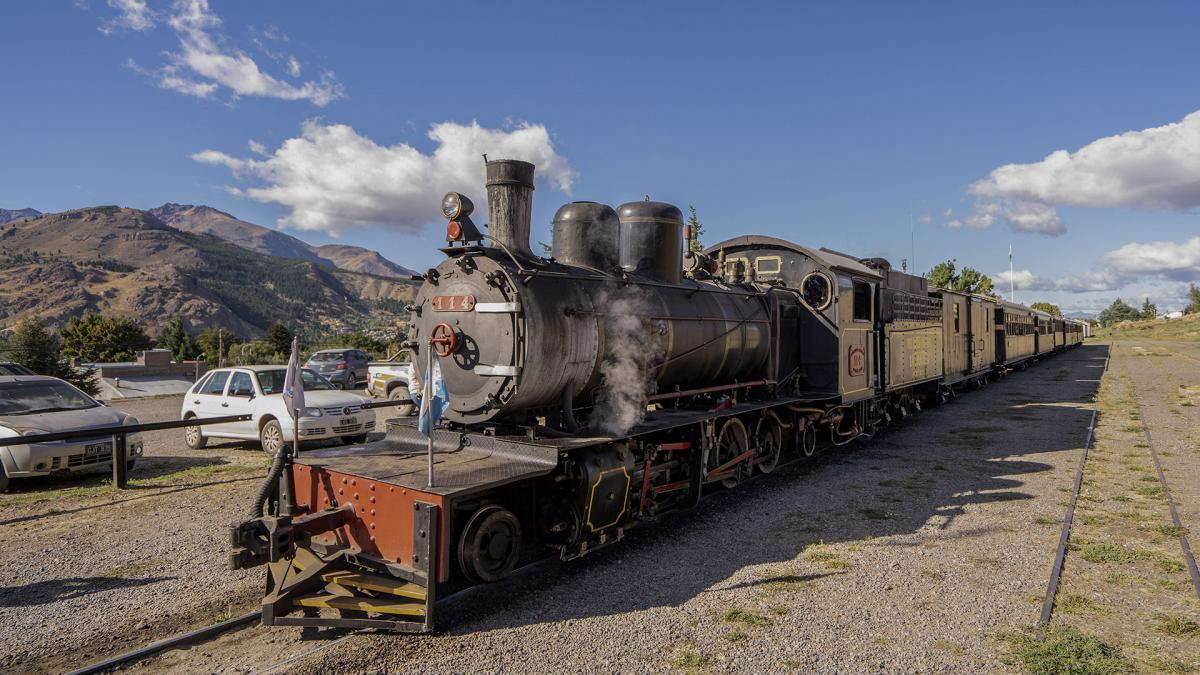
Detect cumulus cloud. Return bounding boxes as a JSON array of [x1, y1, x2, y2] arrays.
[[99, 0, 155, 34], [918, 213, 932, 225], [95, 0, 342, 106], [964, 109, 1200, 235], [193, 120, 576, 235]]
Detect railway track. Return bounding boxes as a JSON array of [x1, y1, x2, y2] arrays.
[[65, 611, 260, 675]]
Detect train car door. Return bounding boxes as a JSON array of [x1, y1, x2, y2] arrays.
[[838, 275, 874, 402], [943, 292, 968, 379], [1033, 316, 1041, 355], [970, 298, 996, 373], [994, 308, 1006, 364]]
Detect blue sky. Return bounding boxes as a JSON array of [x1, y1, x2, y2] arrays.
[[2, 1, 1198, 313]]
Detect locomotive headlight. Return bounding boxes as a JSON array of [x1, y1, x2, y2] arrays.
[[441, 192, 474, 220]]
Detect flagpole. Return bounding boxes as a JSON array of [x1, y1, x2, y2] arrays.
[[1009, 244, 1014, 302], [425, 341, 435, 488]]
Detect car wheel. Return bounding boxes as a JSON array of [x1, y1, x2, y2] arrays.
[[184, 420, 207, 449], [259, 419, 285, 457], [342, 433, 368, 445], [389, 385, 414, 416], [347, 371, 358, 389]]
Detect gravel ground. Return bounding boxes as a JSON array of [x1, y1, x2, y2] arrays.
[[0, 388, 394, 674], [127, 345, 1109, 673]]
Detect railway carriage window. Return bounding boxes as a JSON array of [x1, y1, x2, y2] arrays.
[[852, 281, 871, 321], [953, 304, 960, 333], [800, 272, 833, 310], [754, 256, 782, 275]]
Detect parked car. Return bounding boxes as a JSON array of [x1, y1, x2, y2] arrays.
[[0, 362, 36, 376], [180, 366, 374, 455], [305, 349, 371, 389], [366, 358, 414, 415], [0, 375, 143, 492]]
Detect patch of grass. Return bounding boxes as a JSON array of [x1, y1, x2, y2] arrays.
[[1156, 615, 1200, 638], [725, 630, 748, 643], [1155, 557, 1186, 573], [861, 508, 895, 521], [720, 608, 772, 627], [933, 639, 966, 656], [802, 545, 849, 570], [1079, 542, 1147, 564], [1112, 495, 1133, 503], [1057, 592, 1107, 615], [872, 635, 893, 645], [995, 625, 1133, 675], [1034, 516, 1058, 526], [670, 647, 706, 669], [767, 604, 789, 616], [1156, 579, 1190, 592], [1139, 475, 1159, 482], [1121, 425, 1144, 433], [1157, 525, 1188, 538], [1102, 571, 1142, 587], [1134, 484, 1166, 499]]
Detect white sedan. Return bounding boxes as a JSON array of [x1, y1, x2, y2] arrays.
[[180, 366, 374, 455], [0, 375, 143, 492]]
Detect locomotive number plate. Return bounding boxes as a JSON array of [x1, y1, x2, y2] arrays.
[[431, 294, 476, 312], [848, 345, 866, 376]]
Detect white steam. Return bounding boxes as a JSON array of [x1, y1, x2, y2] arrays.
[[589, 287, 663, 437]]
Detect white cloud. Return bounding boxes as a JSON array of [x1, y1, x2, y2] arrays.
[[965, 109, 1200, 235], [942, 208, 953, 217], [95, 0, 342, 106], [99, 0, 155, 34], [1103, 236, 1200, 281], [193, 120, 576, 236], [996, 236, 1200, 295], [918, 213, 932, 225]]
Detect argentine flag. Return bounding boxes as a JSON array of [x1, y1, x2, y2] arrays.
[[418, 353, 449, 436]]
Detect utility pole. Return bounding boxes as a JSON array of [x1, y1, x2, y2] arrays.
[[1009, 244, 1015, 302]]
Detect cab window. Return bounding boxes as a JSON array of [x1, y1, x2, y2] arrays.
[[200, 371, 230, 395], [852, 281, 871, 321], [754, 256, 781, 275]]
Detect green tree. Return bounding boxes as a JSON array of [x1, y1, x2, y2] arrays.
[[1097, 298, 1141, 327], [266, 321, 293, 355], [196, 327, 239, 365], [59, 313, 151, 362], [927, 259, 998, 296], [158, 318, 200, 362], [1186, 284, 1200, 315], [339, 331, 387, 357], [1030, 302, 1062, 317], [7, 317, 99, 395], [1140, 298, 1158, 320], [686, 205, 705, 253]]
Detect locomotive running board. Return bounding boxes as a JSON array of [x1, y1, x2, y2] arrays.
[[259, 502, 440, 633]]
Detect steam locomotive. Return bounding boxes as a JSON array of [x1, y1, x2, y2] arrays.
[[229, 160, 1085, 633]]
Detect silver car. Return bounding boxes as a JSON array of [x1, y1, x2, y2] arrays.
[[304, 349, 371, 389], [0, 375, 143, 492]]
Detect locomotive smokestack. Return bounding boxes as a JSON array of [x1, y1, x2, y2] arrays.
[[485, 159, 536, 258]]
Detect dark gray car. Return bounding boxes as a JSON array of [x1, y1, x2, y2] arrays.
[[304, 349, 371, 389]]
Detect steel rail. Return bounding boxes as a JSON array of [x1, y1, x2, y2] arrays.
[[65, 610, 260, 675], [1038, 346, 1108, 633]]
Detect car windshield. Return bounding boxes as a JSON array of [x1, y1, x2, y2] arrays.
[[308, 352, 345, 362], [255, 368, 334, 395], [0, 363, 35, 376], [0, 381, 99, 415]]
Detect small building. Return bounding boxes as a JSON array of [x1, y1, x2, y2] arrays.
[[86, 350, 207, 400]]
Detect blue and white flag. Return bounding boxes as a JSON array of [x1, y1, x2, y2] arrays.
[[282, 336, 305, 420], [417, 353, 449, 436]]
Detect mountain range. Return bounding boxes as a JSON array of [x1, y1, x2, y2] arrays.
[[0, 207, 416, 336], [146, 203, 416, 278], [0, 208, 41, 225]]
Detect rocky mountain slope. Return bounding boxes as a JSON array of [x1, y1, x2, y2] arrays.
[[148, 203, 416, 278], [0, 207, 416, 336], [0, 208, 41, 225]]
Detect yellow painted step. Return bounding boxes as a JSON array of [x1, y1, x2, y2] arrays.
[[294, 593, 425, 617], [321, 570, 426, 600]]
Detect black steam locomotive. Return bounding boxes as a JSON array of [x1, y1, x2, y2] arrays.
[[229, 160, 1083, 633]]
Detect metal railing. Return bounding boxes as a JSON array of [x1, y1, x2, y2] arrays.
[[0, 399, 411, 489]]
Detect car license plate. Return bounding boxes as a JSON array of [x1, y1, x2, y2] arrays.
[[340, 417, 357, 426], [85, 442, 111, 457]]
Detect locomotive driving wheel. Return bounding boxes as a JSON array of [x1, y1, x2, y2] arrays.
[[712, 418, 751, 488], [754, 415, 783, 474], [458, 505, 522, 583]]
